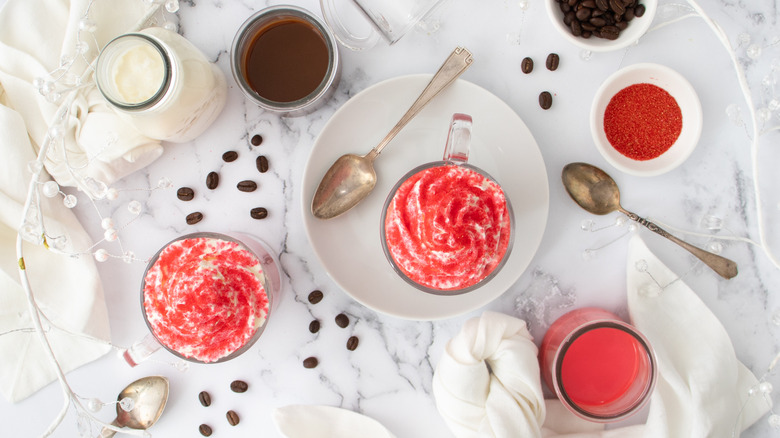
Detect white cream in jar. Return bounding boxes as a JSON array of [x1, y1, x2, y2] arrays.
[[95, 27, 227, 143]]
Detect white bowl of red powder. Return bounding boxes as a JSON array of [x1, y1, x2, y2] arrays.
[[590, 63, 702, 177], [141, 232, 281, 363]]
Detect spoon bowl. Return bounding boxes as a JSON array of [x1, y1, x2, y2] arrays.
[[99, 376, 169, 437], [562, 162, 738, 279]]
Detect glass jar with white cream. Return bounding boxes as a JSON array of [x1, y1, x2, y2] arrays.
[[95, 27, 227, 143]]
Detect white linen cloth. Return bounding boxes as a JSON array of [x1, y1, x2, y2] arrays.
[[431, 234, 770, 437], [0, 0, 162, 402]]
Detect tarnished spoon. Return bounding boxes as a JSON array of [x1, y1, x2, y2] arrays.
[[561, 162, 738, 279], [99, 376, 169, 437], [311, 46, 474, 219]]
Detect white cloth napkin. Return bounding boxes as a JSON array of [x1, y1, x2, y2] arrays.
[[273, 405, 397, 438], [430, 235, 770, 437], [0, 0, 162, 402]]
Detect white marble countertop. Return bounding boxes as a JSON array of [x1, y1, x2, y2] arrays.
[[4, 0, 780, 436]]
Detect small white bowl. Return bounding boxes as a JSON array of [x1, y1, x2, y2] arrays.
[[590, 63, 702, 177], [545, 0, 657, 52]]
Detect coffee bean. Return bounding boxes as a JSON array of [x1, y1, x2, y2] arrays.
[[222, 150, 238, 162], [570, 19, 582, 36], [199, 424, 213, 437], [226, 410, 240, 426], [309, 319, 321, 333], [250, 134, 263, 146], [575, 7, 591, 21], [601, 25, 621, 40], [609, 0, 625, 15], [236, 180, 257, 192], [520, 57, 533, 74], [198, 391, 212, 407], [177, 187, 195, 201], [250, 207, 268, 219], [546, 53, 560, 71], [256, 155, 269, 173], [206, 171, 219, 190], [539, 91, 553, 110], [335, 313, 349, 328], [303, 356, 318, 368], [230, 380, 248, 393], [186, 212, 204, 225], [308, 290, 324, 304], [634, 3, 645, 16], [346, 336, 359, 351], [595, 0, 608, 11]]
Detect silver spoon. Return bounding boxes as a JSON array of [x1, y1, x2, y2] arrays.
[[99, 376, 169, 438], [311, 46, 474, 219], [562, 162, 738, 279]]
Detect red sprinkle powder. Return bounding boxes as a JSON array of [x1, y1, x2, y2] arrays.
[[604, 83, 682, 161]]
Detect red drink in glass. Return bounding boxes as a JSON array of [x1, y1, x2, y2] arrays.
[[539, 307, 656, 422]]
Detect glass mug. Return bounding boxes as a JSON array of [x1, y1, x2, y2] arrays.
[[539, 307, 657, 422], [320, 0, 450, 50], [122, 232, 282, 366], [380, 113, 515, 295]]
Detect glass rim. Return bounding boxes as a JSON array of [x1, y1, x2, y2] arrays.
[[95, 33, 172, 111], [552, 319, 658, 422], [230, 5, 340, 113], [139, 232, 276, 364], [380, 161, 515, 296]]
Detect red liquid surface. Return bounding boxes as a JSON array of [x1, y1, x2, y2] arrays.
[[560, 327, 642, 407]]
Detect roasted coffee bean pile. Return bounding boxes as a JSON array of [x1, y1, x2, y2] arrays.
[[555, 0, 646, 40], [176, 133, 270, 224], [196, 380, 251, 435], [302, 289, 360, 369], [520, 53, 560, 110]]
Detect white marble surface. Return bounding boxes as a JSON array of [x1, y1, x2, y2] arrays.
[[4, 0, 780, 436]]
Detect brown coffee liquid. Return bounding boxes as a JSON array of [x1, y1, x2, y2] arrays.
[[244, 18, 329, 103]]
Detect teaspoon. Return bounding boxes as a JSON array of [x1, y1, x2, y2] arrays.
[[562, 162, 738, 279], [311, 46, 474, 219], [99, 376, 169, 437]]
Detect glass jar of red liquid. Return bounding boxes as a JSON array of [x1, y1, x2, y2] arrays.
[[539, 307, 657, 422]]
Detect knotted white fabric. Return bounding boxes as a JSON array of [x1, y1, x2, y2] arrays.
[[432, 235, 770, 437]]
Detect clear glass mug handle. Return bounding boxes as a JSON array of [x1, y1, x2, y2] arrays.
[[443, 113, 472, 163], [320, 0, 381, 50], [120, 334, 162, 367]]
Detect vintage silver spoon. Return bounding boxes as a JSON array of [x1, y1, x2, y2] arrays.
[[99, 376, 169, 438], [311, 46, 474, 219], [562, 162, 738, 279]]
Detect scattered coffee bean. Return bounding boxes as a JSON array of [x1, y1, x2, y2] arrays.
[[222, 150, 238, 162], [199, 424, 213, 437], [250, 134, 263, 146], [256, 155, 269, 173], [226, 410, 240, 426], [555, 0, 644, 41], [309, 319, 321, 333], [250, 207, 268, 219], [335, 313, 349, 328], [346, 336, 359, 351], [521, 57, 533, 74], [308, 290, 324, 304], [539, 91, 553, 110], [186, 212, 204, 225], [198, 391, 212, 407], [303, 356, 319, 368], [546, 53, 560, 71], [230, 380, 249, 393], [236, 180, 258, 192], [206, 171, 219, 190], [177, 187, 195, 201]]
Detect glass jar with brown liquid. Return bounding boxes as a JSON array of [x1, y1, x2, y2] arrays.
[[231, 6, 341, 116]]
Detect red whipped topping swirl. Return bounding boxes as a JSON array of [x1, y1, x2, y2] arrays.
[[384, 164, 511, 291], [143, 237, 269, 363]]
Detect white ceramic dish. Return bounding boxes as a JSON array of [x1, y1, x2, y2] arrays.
[[301, 75, 549, 320], [590, 63, 702, 177], [545, 0, 657, 52]]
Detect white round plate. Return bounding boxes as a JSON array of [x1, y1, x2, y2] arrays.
[[301, 75, 549, 320], [590, 63, 702, 177]]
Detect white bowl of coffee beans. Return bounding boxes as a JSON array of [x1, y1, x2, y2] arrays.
[[546, 0, 657, 52]]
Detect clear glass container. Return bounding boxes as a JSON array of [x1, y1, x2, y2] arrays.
[[95, 27, 227, 142]]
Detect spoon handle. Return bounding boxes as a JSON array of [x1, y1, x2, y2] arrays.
[[368, 47, 474, 159], [98, 420, 121, 438], [619, 208, 738, 279]]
